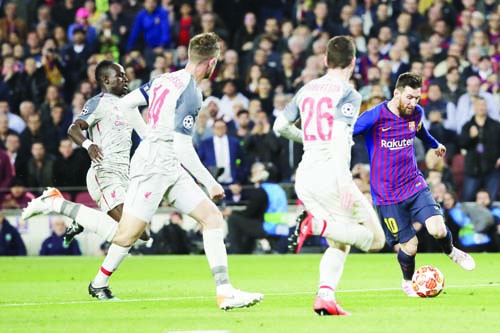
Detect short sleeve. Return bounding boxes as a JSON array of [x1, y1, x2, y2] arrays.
[[174, 79, 202, 136], [77, 96, 104, 127], [336, 87, 362, 126]]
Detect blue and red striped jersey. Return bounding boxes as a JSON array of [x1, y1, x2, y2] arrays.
[[353, 102, 439, 206]]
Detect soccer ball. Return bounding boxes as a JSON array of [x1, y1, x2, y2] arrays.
[[411, 265, 445, 298]]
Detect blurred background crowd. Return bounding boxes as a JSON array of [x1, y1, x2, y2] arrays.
[[1, 0, 500, 255]]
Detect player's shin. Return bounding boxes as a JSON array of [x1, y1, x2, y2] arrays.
[[318, 246, 348, 300], [397, 248, 416, 280], [203, 228, 232, 293], [92, 243, 131, 288], [72, 204, 118, 242]]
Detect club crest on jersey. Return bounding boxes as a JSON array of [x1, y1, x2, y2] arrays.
[[183, 115, 194, 129], [408, 121, 416, 132], [341, 103, 355, 117], [81, 106, 89, 115]]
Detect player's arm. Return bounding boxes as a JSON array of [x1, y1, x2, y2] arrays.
[[173, 89, 223, 200], [336, 89, 363, 210], [352, 107, 379, 135], [273, 99, 302, 143], [68, 98, 103, 163], [416, 120, 446, 157], [117, 83, 152, 138]]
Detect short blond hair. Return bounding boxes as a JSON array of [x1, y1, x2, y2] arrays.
[[188, 32, 221, 63]]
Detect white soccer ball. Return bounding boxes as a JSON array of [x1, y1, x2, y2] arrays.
[[411, 265, 445, 298]]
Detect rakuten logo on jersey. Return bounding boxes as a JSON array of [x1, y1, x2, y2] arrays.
[[381, 138, 414, 150]]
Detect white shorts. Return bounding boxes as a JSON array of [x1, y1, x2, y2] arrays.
[[295, 162, 375, 225], [123, 141, 207, 222], [86, 167, 128, 212]]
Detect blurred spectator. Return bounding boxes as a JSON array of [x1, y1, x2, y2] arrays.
[[0, 112, 16, 148], [26, 141, 54, 190], [4, 132, 26, 179], [454, 76, 499, 134], [173, 1, 194, 47], [52, 138, 90, 195], [0, 100, 24, 134], [197, 118, 247, 186], [18, 101, 36, 125], [424, 149, 456, 190], [18, 57, 50, 107], [51, 0, 78, 30], [459, 97, 500, 201], [219, 79, 249, 122], [357, 37, 385, 84], [1, 177, 34, 209], [61, 28, 96, 99], [275, 52, 300, 94], [0, 146, 13, 201], [244, 110, 281, 171], [255, 76, 274, 117], [104, 0, 131, 55], [0, 2, 27, 42], [443, 190, 496, 252], [0, 211, 26, 256], [2, 55, 23, 112], [306, 0, 336, 39], [68, 7, 98, 45], [226, 161, 288, 254], [232, 11, 258, 57], [98, 19, 120, 62], [126, 0, 171, 66], [40, 218, 81, 255], [150, 212, 191, 254], [440, 66, 466, 107]]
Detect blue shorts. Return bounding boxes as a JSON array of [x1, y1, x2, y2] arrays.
[[376, 187, 442, 246]]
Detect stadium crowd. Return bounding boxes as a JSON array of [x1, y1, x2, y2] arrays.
[[1, 0, 500, 254]]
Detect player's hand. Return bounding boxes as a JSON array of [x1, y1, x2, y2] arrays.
[[340, 186, 355, 210], [87, 144, 104, 163], [209, 184, 225, 200], [434, 144, 446, 158]]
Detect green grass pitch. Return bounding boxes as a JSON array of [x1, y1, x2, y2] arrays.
[[0, 253, 499, 333]]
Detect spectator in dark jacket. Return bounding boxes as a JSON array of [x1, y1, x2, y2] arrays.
[[0, 212, 26, 256], [40, 217, 81, 255], [150, 212, 190, 254], [459, 96, 500, 201]]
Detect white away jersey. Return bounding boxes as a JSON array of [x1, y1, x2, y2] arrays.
[[284, 74, 361, 168], [140, 69, 202, 143], [78, 93, 132, 170]]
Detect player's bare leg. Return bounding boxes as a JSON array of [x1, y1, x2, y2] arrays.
[[108, 204, 150, 241], [189, 199, 263, 310]]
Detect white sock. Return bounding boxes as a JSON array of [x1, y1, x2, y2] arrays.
[[203, 228, 232, 294], [93, 243, 131, 288], [319, 247, 347, 300], [51, 198, 118, 242], [75, 205, 118, 242]]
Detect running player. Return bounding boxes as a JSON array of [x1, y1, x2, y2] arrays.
[[273, 35, 385, 315], [23, 32, 263, 310], [64, 60, 148, 245], [353, 72, 475, 296]]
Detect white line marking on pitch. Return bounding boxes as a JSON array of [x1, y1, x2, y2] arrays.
[[1, 283, 499, 308]]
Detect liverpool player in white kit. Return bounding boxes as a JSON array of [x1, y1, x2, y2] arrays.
[[23, 32, 263, 310], [63, 60, 148, 245], [274, 36, 385, 315]]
